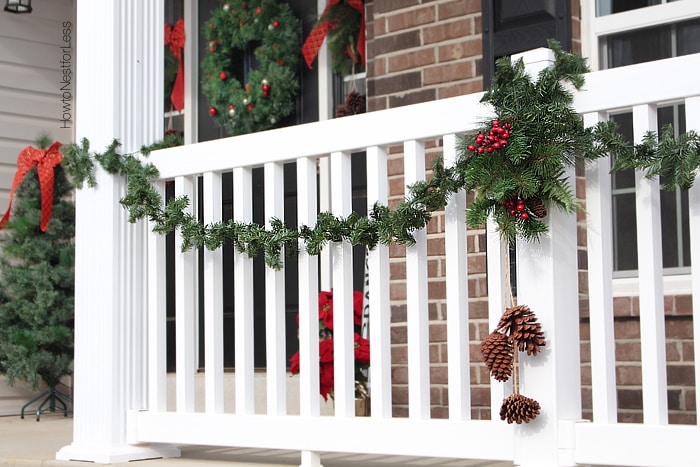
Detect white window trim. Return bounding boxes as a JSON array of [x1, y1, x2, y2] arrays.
[[581, 0, 700, 71], [613, 273, 692, 297]]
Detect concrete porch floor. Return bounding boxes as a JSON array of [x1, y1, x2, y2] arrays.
[[0, 414, 515, 467]]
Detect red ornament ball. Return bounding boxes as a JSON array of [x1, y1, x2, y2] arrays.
[[209, 107, 218, 116], [273, 20, 280, 27], [228, 104, 234, 110], [520, 212, 529, 220], [467, 144, 476, 152], [219, 72, 227, 80], [477, 146, 485, 154], [209, 46, 215, 53], [256, 6, 261, 14]]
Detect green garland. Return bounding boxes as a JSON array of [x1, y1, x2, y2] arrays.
[[60, 43, 699, 270], [201, 0, 300, 136]]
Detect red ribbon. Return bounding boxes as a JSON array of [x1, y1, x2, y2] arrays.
[[302, 0, 365, 70], [0, 142, 64, 233], [164, 18, 185, 112]]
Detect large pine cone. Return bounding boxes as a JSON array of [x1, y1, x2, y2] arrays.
[[481, 332, 513, 382], [527, 197, 547, 218], [500, 393, 541, 424], [345, 91, 366, 115], [497, 305, 546, 356]]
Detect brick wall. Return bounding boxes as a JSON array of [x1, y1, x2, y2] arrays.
[[364, 0, 695, 424]]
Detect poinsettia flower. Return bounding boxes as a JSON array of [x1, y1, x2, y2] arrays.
[[353, 290, 364, 326], [319, 338, 334, 363], [319, 361, 334, 401], [354, 333, 370, 364], [318, 290, 334, 330], [289, 351, 300, 374]]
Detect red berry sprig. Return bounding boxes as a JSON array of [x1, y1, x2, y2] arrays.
[[501, 193, 530, 221], [467, 119, 512, 154]]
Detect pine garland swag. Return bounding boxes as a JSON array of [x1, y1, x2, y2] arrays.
[[201, 0, 300, 136], [315, 1, 363, 76], [59, 41, 700, 272]]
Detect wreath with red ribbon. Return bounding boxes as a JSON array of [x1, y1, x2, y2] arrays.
[[201, 0, 300, 136], [302, 0, 365, 76]]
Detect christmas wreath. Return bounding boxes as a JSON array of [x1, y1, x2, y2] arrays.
[[201, 0, 300, 136]]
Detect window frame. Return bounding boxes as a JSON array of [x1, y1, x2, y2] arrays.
[[581, 1, 699, 297]]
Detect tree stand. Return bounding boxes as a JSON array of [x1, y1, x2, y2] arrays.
[[21, 386, 72, 421]]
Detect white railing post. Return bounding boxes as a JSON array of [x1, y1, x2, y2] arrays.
[[583, 112, 618, 424], [633, 104, 668, 425], [57, 0, 180, 462], [512, 48, 582, 467]]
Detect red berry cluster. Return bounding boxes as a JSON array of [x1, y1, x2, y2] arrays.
[[502, 194, 529, 220], [467, 120, 512, 154]]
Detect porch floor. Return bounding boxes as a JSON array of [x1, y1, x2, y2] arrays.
[[0, 415, 514, 466]]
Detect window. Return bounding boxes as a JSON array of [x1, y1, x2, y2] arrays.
[[583, 0, 699, 279], [610, 105, 691, 276]]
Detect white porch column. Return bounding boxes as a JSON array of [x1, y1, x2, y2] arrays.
[[512, 48, 583, 467], [57, 0, 180, 462]]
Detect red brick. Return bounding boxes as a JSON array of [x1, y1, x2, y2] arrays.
[[616, 365, 642, 385], [424, 19, 473, 45], [438, 38, 481, 62], [468, 298, 488, 319], [666, 316, 693, 339], [428, 280, 446, 300], [390, 261, 406, 280], [374, 0, 420, 14], [392, 345, 408, 363], [386, 5, 436, 32], [424, 61, 474, 85], [427, 237, 445, 256], [467, 252, 486, 274], [388, 48, 436, 73], [438, 0, 480, 19], [430, 366, 448, 384], [437, 79, 484, 98], [614, 318, 640, 339], [390, 282, 406, 300], [391, 325, 407, 344], [388, 88, 437, 107], [615, 341, 641, 361]]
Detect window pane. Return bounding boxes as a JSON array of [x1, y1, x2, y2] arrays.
[[613, 192, 638, 271], [678, 19, 700, 56], [606, 25, 672, 67], [611, 113, 635, 189], [596, 0, 661, 16], [659, 187, 680, 268]]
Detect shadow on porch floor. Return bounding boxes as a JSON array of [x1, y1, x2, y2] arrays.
[[0, 415, 514, 466]]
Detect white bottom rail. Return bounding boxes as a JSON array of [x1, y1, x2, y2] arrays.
[[130, 411, 515, 462]]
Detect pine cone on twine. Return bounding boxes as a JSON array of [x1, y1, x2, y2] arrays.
[[335, 91, 366, 118], [500, 393, 541, 424], [527, 197, 547, 218], [496, 305, 546, 356], [481, 332, 513, 382]]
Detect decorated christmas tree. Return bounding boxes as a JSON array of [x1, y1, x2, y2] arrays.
[[0, 135, 75, 412]]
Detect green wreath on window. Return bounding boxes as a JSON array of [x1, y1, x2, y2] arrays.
[[201, 0, 300, 136]]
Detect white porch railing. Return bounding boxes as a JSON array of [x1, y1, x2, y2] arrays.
[[58, 6, 700, 464]]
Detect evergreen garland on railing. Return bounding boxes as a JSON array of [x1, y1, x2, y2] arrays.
[[59, 42, 700, 270]]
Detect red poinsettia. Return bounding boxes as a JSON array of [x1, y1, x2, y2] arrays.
[[289, 290, 370, 401], [317, 289, 364, 332]]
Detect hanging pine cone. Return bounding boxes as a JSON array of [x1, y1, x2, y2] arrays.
[[496, 305, 546, 356], [480, 332, 513, 382], [345, 91, 366, 115], [335, 104, 352, 118], [527, 197, 547, 218], [500, 393, 541, 424]]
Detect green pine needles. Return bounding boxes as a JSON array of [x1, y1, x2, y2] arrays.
[[0, 135, 75, 390], [59, 41, 700, 270]]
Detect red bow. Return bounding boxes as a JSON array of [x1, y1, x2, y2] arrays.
[[0, 142, 64, 233], [164, 18, 186, 112], [302, 0, 365, 70]]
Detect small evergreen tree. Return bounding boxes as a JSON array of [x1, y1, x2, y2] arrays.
[[0, 135, 74, 391]]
